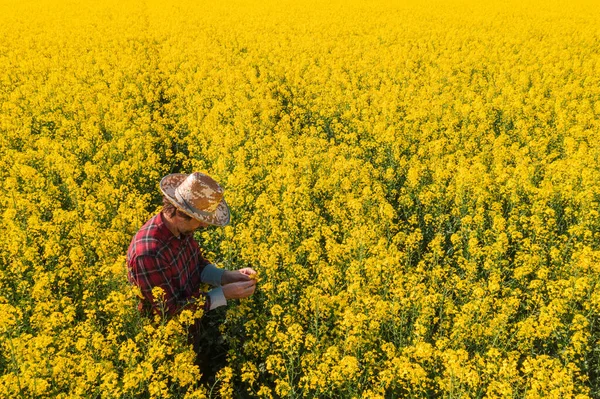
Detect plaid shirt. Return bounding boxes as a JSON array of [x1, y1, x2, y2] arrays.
[[126, 211, 211, 316]]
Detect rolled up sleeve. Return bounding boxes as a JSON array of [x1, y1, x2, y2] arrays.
[[200, 263, 225, 287]]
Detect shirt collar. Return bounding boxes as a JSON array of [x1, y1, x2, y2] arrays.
[[156, 211, 182, 240]]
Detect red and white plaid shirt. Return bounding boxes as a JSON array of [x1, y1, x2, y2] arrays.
[[126, 211, 212, 316]]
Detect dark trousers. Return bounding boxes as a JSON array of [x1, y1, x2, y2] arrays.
[[187, 309, 229, 385]]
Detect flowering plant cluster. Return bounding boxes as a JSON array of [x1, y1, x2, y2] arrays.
[[1, 0, 599, 398]]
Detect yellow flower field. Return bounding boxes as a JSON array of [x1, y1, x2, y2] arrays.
[[1, 0, 599, 397]]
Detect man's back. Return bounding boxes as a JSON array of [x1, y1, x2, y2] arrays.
[[126, 212, 206, 315]]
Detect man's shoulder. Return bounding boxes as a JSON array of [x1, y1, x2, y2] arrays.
[[128, 214, 170, 258], [130, 235, 162, 257]]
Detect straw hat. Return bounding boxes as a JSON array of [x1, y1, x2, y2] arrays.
[[160, 172, 230, 226]]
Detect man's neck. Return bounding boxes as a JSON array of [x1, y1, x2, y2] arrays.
[[161, 212, 181, 238]]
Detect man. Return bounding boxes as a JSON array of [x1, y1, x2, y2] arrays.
[[126, 171, 257, 317]]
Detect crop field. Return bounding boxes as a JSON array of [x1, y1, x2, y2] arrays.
[[1, 0, 600, 397]]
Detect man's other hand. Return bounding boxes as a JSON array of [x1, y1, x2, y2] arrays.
[[221, 268, 257, 285], [222, 280, 257, 300]]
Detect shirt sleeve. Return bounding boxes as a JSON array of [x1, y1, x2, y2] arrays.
[[201, 263, 225, 286], [207, 287, 227, 309], [130, 254, 179, 317]]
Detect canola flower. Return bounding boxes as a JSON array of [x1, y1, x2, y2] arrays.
[[1, 0, 599, 398]]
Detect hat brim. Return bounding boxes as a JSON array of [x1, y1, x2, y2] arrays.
[[159, 173, 230, 226]]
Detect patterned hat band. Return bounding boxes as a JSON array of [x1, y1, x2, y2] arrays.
[[175, 187, 218, 217]]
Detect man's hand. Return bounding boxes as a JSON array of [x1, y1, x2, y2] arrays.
[[220, 268, 257, 300], [222, 280, 257, 300], [221, 268, 257, 285]]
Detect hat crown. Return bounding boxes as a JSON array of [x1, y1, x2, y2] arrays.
[[175, 172, 223, 213]]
